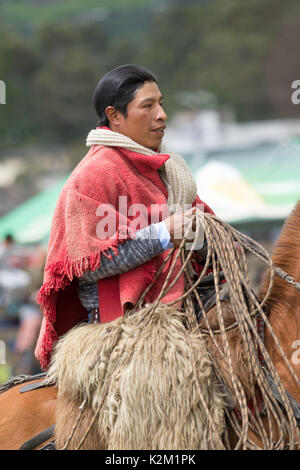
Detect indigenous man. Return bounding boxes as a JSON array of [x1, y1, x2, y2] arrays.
[[35, 64, 213, 370]]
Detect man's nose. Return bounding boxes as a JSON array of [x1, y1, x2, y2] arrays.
[[157, 104, 167, 121]]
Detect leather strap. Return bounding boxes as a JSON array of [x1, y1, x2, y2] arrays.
[[20, 380, 49, 394], [19, 425, 55, 450]]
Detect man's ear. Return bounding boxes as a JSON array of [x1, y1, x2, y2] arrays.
[[105, 106, 120, 127]]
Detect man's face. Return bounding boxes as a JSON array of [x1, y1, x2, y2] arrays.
[[109, 81, 167, 150]]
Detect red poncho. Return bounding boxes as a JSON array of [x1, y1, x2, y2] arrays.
[[36, 144, 213, 369]]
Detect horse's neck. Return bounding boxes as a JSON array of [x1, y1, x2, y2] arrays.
[[260, 200, 300, 312], [259, 201, 300, 398]]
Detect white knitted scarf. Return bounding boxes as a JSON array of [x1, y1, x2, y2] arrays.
[[86, 128, 197, 212]]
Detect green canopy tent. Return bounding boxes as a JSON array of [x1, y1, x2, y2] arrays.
[[192, 137, 300, 227], [0, 176, 68, 245]]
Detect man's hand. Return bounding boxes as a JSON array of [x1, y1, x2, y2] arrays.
[[164, 208, 197, 248]]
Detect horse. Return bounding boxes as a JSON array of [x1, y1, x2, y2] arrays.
[[0, 376, 57, 450], [0, 201, 300, 449], [259, 201, 300, 403]]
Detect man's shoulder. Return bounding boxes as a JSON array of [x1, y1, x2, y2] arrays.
[[84, 145, 124, 170], [66, 146, 125, 192], [70, 145, 121, 175]]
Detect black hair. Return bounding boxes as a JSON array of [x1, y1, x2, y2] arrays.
[[93, 64, 157, 127], [4, 234, 14, 243]]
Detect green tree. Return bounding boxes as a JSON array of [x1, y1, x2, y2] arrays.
[[138, 0, 300, 121], [33, 22, 139, 142], [0, 23, 40, 149]]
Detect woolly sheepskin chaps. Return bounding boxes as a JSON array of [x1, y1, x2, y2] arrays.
[[46, 304, 225, 450]]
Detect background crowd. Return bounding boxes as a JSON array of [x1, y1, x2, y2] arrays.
[[0, 234, 45, 381]]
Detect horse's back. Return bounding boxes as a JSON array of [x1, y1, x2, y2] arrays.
[[0, 380, 57, 450]]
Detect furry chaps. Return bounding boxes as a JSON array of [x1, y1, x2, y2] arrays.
[[46, 304, 225, 450]]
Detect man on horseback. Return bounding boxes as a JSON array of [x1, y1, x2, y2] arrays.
[[2, 65, 300, 452], [34, 64, 213, 370]]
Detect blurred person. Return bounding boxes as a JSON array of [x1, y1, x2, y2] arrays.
[[0, 234, 31, 270], [1, 234, 14, 250], [35, 64, 214, 370], [12, 245, 46, 375], [0, 235, 44, 375], [0, 234, 19, 268], [13, 290, 42, 376], [0, 234, 31, 321]]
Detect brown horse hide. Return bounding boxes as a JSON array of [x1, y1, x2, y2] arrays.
[[0, 381, 57, 450]]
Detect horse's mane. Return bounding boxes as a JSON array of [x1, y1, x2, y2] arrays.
[[259, 199, 300, 309]]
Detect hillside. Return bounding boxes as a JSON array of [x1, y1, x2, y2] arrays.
[[1, 0, 154, 23], [0, 0, 157, 36], [0, 0, 209, 34], [1, 0, 299, 152]]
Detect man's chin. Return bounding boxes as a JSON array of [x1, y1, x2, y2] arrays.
[[149, 138, 164, 151], [137, 136, 163, 151]]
